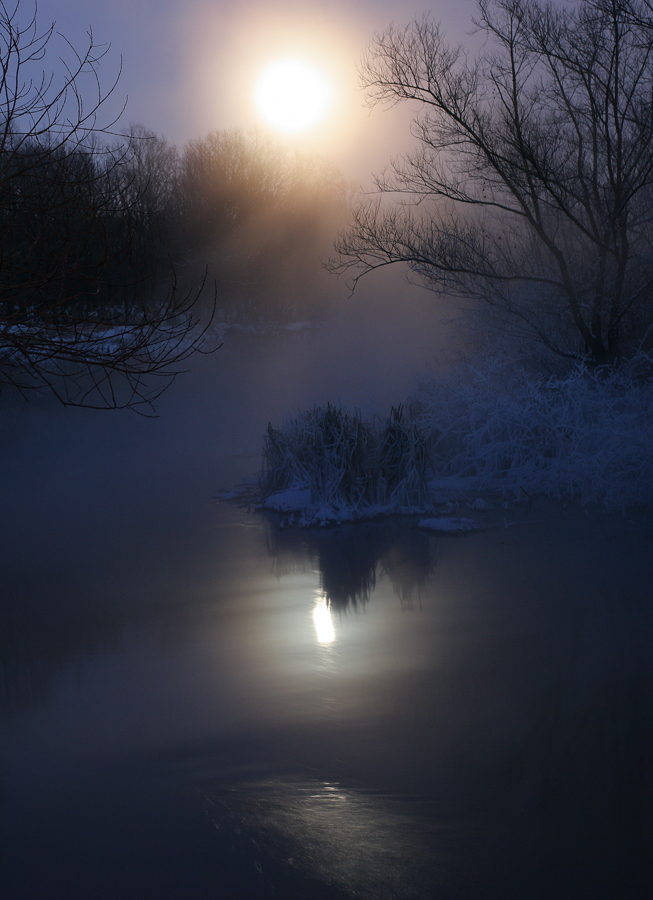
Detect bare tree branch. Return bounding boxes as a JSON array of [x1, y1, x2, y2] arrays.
[[331, 0, 653, 365], [0, 1, 215, 412]]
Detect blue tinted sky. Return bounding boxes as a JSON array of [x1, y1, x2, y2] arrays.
[[34, 1, 473, 180]]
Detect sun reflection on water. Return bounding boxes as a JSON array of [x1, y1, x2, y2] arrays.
[[312, 596, 335, 644]]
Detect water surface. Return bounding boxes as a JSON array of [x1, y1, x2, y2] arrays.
[[1, 317, 652, 899]]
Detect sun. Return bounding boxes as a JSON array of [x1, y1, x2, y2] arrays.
[[254, 59, 332, 133]]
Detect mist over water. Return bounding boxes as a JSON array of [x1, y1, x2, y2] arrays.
[[0, 277, 448, 730], [0, 277, 443, 655], [4, 0, 653, 894], [1, 278, 652, 899]]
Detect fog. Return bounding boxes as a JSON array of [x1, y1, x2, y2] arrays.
[[3, 259, 653, 899], [0, 269, 453, 708], [2, 283, 652, 898], [3, 2, 653, 896]]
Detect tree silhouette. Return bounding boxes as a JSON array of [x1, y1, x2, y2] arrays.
[[0, 2, 213, 411], [333, 0, 653, 366]]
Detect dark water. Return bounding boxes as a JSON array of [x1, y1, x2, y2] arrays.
[[1, 313, 653, 899]]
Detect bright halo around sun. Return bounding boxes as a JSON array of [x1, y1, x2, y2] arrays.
[[254, 59, 332, 133]]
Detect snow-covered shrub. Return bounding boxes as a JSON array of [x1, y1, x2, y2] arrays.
[[411, 355, 653, 508], [259, 404, 432, 512]]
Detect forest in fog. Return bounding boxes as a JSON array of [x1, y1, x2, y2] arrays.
[[0, 109, 348, 408], [0, 0, 349, 409], [2, 5, 653, 899], [261, 0, 653, 517], [2, 0, 653, 510], [121, 126, 348, 322]]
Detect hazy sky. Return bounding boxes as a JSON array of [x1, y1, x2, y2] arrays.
[[34, 0, 475, 183]]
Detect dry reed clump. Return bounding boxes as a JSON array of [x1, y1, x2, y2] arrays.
[[411, 355, 653, 509], [259, 403, 432, 512]]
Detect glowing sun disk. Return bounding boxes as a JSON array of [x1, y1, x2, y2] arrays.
[[254, 59, 332, 133]]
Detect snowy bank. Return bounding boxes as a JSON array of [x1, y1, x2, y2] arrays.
[[261, 488, 431, 527], [253, 355, 653, 527], [258, 404, 433, 524], [412, 355, 653, 510]]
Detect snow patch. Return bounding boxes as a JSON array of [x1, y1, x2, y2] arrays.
[[261, 488, 430, 526]]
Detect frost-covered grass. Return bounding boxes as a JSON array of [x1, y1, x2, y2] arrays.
[[259, 403, 432, 518], [412, 355, 653, 510], [257, 355, 653, 521]]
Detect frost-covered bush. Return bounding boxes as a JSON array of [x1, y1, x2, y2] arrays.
[[259, 404, 432, 511], [411, 355, 653, 509]]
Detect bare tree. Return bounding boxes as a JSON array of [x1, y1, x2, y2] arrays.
[[120, 126, 180, 287], [0, 2, 213, 411], [332, 0, 653, 366]]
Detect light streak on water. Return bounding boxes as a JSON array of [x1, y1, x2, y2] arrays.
[[312, 596, 335, 644]]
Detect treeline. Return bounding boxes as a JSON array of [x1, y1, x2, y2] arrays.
[[162, 129, 347, 320], [0, 2, 351, 410], [0, 137, 134, 322], [1, 127, 348, 326]]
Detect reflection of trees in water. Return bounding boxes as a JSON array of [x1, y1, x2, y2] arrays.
[[265, 519, 436, 610], [265, 515, 653, 884], [379, 530, 436, 609]]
